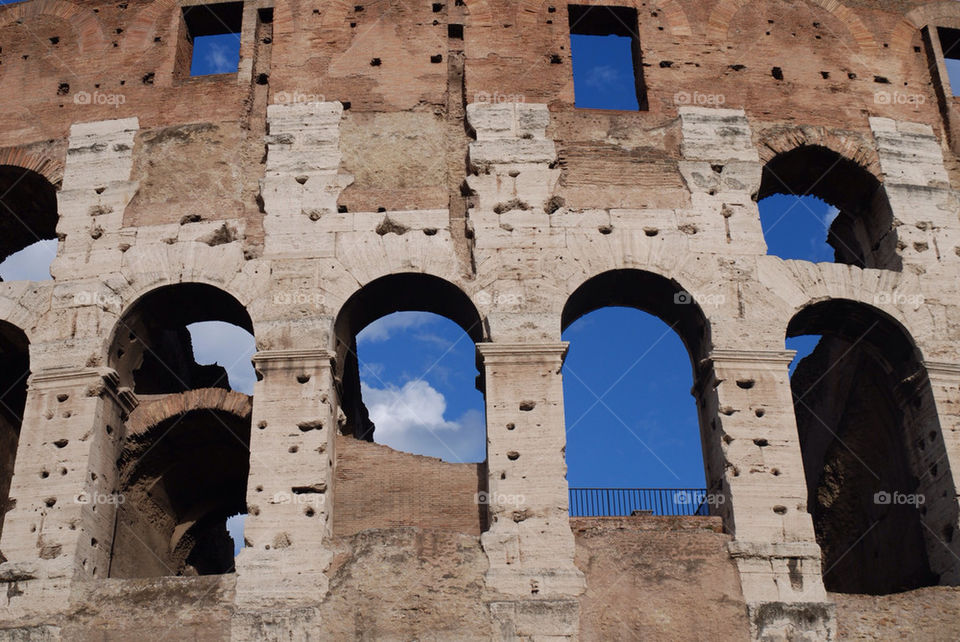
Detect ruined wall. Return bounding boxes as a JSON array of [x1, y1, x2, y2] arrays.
[[1, 0, 960, 639], [333, 434, 484, 536], [573, 516, 750, 640], [832, 587, 960, 640]]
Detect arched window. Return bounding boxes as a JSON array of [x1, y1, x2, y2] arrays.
[[332, 274, 487, 535], [354, 311, 484, 462], [0, 322, 29, 543], [0, 165, 59, 281], [562, 270, 717, 518], [757, 146, 898, 270], [110, 283, 254, 395], [107, 283, 255, 577], [788, 300, 958, 594]]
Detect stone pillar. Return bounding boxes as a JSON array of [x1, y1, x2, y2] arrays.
[[870, 117, 960, 271], [52, 117, 139, 281], [703, 349, 834, 640], [918, 360, 960, 584], [0, 367, 135, 619], [261, 101, 351, 259], [233, 348, 337, 630], [677, 106, 767, 254], [476, 342, 583, 640]]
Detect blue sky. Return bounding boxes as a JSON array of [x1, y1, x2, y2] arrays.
[[570, 34, 639, 110], [190, 33, 241, 76]]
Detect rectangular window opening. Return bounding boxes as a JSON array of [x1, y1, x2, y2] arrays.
[[938, 27, 960, 97], [568, 4, 647, 111], [180, 1, 244, 77]]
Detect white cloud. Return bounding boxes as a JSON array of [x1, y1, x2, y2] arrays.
[[0, 239, 56, 281], [187, 321, 257, 394], [823, 206, 840, 230], [226, 514, 244, 556], [361, 379, 485, 462], [585, 65, 621, 89], [204, 42, 235, 74], [360, 361, 385, 379], [357, 311, 436, 344]]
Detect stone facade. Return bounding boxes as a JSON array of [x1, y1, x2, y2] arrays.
[[0, 0, 960, 639]]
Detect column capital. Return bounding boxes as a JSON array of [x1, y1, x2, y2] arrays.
[[476, 342, 569, 364], [707, 348, 796, 366], [252, 348, 336, 368], [924, 360, 960, 381], [28, 366, 138, 413], [29, 366, 113, 389]]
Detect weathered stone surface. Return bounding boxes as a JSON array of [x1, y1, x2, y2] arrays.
[[0, 0, 959, 639]]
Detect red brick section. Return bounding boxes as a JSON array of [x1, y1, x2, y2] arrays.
[[2, 0, 960, 223], [333, 433, 484, 536], [0, 147, 63, 185], [125, 388, 252, 436]]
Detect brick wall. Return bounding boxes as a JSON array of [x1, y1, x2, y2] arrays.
[[333, 434, 485, 536]]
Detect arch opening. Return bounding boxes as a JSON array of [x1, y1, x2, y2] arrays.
[[110, 283, 255, 395], [0, 165, 58, 281], [788, 300, 957, 594], [332, 273, 487, 536], [107, 283, 254, 577], [0, 322, 29, 546], [110, 403, 251, 578], [562, 270, 719, 520], [757, 146, 898, 270]]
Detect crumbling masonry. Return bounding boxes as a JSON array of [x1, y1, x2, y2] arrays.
[[1, 0, 960, 639]]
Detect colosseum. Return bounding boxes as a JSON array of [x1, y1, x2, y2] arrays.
[[0, 0, 959, 638]]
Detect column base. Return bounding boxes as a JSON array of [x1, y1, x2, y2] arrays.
[[746, 601, 836, 642], [729, 541, 836, 640], [233, 547, 332, 608], [231, 606, 324, 642], [0, 575, 72, 624], [489, 599, 581, 641], [484, 566, 586, 599]]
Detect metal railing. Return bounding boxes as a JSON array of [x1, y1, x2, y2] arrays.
[[568, 487, 710, 517]]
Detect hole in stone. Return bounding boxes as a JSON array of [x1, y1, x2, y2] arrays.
[[568, 4, 647, 110], [181, 2, 243, 77]]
